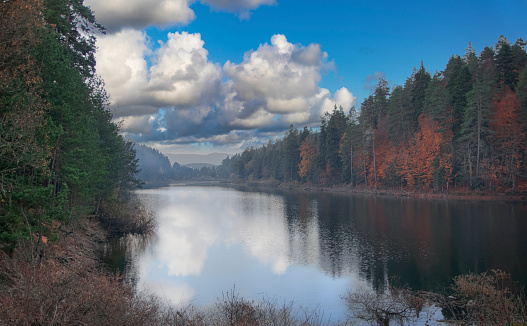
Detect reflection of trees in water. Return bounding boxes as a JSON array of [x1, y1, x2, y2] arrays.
[[283, 192, 321, 266], [279, 189, 527, 293], [106, 186, 527, 298], [281, 191, 375, 284], [103, 233, 155, 290]]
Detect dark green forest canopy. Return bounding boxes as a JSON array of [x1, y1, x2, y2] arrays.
[[0, 0, 140, 249]]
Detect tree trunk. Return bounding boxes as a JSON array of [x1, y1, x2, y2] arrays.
[[350, 143, 353, 187], [372, 133, 377, 191], [467, 143, 473, 187], [476, 98, 481, 178]]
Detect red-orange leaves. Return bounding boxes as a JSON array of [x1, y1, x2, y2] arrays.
[[405, 115, 452, 189], [298, 136, 317, 179], [491, 87, 525, 188]]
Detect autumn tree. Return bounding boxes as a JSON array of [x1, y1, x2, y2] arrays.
[[491, 88, 525, 189], [298, 135, 317, 181], [406, 115, 452, 190]]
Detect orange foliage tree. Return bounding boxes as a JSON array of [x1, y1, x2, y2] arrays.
[[298, 136, 317, 180], [371, 120, 397, 187], [490, 87, 525, 189], [405, 115, 452, 190]]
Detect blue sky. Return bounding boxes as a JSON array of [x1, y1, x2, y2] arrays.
[[87, 0, 527, 156]]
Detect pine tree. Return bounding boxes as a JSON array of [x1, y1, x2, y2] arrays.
[[495, 35, 517, 89], [444, 55, 473, 135], [411, 62, 432, 127], [424, 73, 452, 132], [388, 85, 413, 145], [460, 78, 493, 187]]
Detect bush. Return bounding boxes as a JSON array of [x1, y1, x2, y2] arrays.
[[99, 198, 156, 236], [0, 250, 163, 325], [440, 269, 527, 325], [343, 285, 434, 326]]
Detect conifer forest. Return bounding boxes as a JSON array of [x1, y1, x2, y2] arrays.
[[217, 37, 527, 194]]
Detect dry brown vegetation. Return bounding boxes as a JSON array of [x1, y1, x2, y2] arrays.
[[343, 284, 435, 326], [99, 198, 157, 237], [0, 218, 164, 325], [439, 270, 527, 325]]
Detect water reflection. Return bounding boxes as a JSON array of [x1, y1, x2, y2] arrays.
[[106, 185, 527, 322]]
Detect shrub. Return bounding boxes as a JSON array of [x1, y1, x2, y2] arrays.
[[99, 198, 156, 236], [343, 285, 434, 326], [440, 269, 527, 325]]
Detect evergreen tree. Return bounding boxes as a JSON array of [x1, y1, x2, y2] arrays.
[[1, 0, 141, 248], [495, 35, 517, 89], [284, 125, 300, 181], [388, 85, 413, 145], [43, 0, 105, 77], [444, 55, 473, 135], [460, 78, 493, 187], [464, 42, 479, 78], [424, 73, 452, 132], [410, 62, 432, 127]]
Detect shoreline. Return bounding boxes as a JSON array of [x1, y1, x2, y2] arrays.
[[149, 179, 527, 203], [282, 183, 527, 203]]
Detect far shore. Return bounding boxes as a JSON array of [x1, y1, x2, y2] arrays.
[[139, 179, 527, 203]]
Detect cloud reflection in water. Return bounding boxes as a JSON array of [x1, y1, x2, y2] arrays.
[[134, 186, 368, 320]]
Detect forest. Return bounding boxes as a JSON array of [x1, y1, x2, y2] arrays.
[[217, 36, 527, 194], [0, 0, 141, 249]]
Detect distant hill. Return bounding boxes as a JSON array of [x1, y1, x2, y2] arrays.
[[184, 163, 217, 170], [165, 152, 230, 165]]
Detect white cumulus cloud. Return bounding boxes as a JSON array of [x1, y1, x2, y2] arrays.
[[96, 32, 356, 149], [95, 30, 221, 118], [334, 87, 356, 111], [222, 34, 355, 131]]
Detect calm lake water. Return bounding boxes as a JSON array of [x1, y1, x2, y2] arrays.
[[104, 185, 527, 323]]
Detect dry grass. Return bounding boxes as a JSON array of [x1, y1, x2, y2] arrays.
[[0, 241, 163, 325], [157, 290, 334, 326], [439, 270, 527, 325], [343, 285, 435, 326]]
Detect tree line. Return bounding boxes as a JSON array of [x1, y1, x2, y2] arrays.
[[218, 36, 527, 193], [0, 0, 141, 250]]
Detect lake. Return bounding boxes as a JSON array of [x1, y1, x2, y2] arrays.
[[104, 185, 527, 323]]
